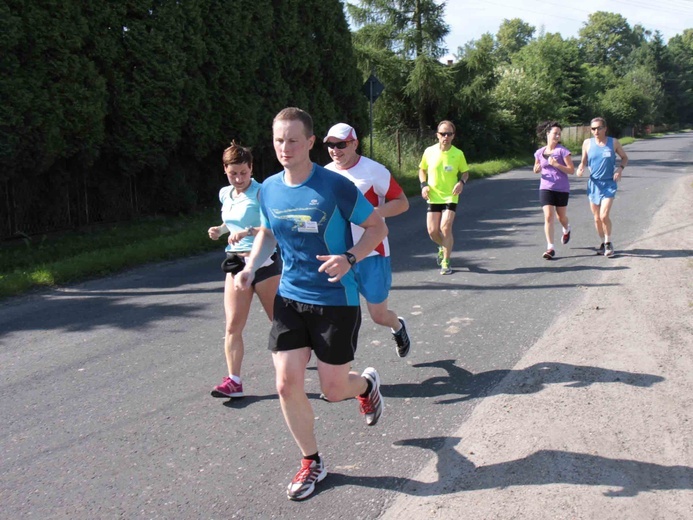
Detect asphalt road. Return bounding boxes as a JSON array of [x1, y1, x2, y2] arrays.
[[1, 133, 691, 519]]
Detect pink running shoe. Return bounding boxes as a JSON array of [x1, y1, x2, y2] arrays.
[[211, 376, 244, 398]]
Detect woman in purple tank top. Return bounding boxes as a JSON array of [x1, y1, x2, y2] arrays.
[[533, 121, 575, 260]]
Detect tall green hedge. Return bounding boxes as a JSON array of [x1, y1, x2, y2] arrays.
[[0, 0, 368, 236]]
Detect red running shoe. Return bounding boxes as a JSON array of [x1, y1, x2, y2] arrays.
[[542, 249, 556, 260], [287, 457, 327, 501], [357, 367, 383, 426]]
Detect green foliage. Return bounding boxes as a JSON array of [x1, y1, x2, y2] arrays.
[[348, 0, 449, 59], [348, 0, 450, 131], [665, 30, 693, 125], [1, 0, 367, 238], [493, 33, 583, 141], [579, 11, 640, 72], [598, 81, 652, 135], [404, 55, 454, 128], [0, 0, 108, 178], [1, 2, 690, 243], [495, 18, 535, 63]]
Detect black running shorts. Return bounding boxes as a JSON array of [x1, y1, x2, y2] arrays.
[[269, 296, 362, 366], [539, 189, 569, 207], [427, 203, 458, 213]]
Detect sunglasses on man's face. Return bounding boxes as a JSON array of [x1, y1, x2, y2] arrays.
[[325, 141, 353, 149], [438, 132, 454, 137], [591, 126, 604, 131]]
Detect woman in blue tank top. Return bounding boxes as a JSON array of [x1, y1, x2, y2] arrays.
[[206, 141, 281, 399], [577, 117, 629, 257]]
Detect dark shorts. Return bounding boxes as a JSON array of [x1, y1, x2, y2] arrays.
[[269, 296, 361, 366], [427, 203, 458, 213], [224, 251, 282, 287], [539, 189, 569, 208], [253, 252, 282, 286]]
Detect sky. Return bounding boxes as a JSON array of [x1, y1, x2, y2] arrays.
[[441, 0, 693, 61]]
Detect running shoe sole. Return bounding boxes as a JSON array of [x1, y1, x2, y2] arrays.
[[211, 389, 244, 398]]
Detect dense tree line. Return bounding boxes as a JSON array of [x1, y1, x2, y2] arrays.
[[1, 0, 368, 236], [2, 1, 691, 237], [348, 3, 693, 160]]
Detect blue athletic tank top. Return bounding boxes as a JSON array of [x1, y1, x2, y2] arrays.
[[587, 137, 616, 181]]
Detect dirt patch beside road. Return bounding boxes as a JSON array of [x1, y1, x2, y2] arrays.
[[381, 174, 693, 519]]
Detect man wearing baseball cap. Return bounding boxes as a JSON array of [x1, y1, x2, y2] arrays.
[[323, 123, 411, 358]]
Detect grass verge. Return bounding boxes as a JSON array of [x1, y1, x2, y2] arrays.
[[0, 209, 220, 299]]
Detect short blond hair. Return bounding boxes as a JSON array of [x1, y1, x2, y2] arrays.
[[273, 107, 314, 137]]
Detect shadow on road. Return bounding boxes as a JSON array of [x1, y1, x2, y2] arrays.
[[320, 436, 693, 498], [391, 281, 621, 292], [463, 262, 629, 275], [616, 248, 693, 259], [0, 294, 209, 339], [382, 360, 664, 404]]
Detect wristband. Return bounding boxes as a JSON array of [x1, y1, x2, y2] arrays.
[[420, 181, 428, 189], [343, 252, 357, 268]]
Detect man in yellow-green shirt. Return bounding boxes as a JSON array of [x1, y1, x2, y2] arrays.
[[419, 120, 469, 275]]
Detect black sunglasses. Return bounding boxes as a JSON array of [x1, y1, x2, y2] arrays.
[[590, 126, 604, 131], [324, 141, 353, 149], [438, 132, 454, 137]]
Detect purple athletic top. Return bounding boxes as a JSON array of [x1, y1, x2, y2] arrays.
[[534, 144, 571, 193]]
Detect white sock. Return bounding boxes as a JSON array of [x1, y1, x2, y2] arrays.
[[547, 243, 555, 250], [562, 224, 570, 234], [605, 235, 611, 244], [230, 374, 242, 384]]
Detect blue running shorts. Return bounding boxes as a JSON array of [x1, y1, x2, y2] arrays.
[[354, 255, 392, 305], [588, 178, 617, 205]]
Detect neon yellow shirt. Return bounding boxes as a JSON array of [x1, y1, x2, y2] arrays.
[[419, 144, 469, 204]]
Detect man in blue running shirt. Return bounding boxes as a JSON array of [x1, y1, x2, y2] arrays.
[[577, 117, 628, 258], [235, 108, 387, 501]]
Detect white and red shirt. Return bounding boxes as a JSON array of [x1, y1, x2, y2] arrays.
[[325, 155, 403, 258]]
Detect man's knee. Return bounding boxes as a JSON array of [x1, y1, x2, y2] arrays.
[[275, 364, 306, 399]]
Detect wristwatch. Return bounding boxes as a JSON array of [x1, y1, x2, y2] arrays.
[[343, 252, 357, 268], [245, 226, 255, 236]]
